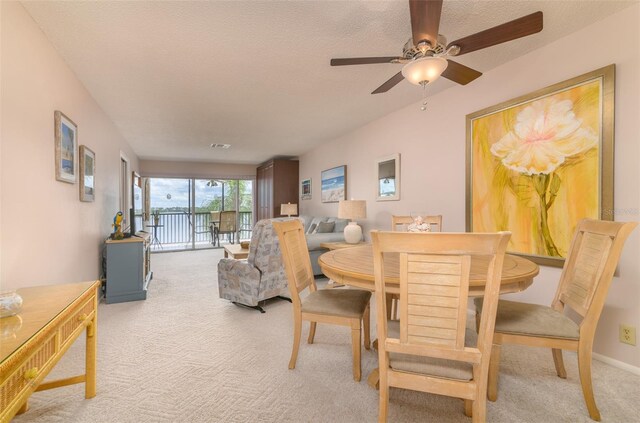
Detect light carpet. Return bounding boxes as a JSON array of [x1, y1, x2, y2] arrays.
[[14, 249, 640, 422]]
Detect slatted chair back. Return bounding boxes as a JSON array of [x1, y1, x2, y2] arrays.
[[218, 211, 236, 232], [553, 219, 638, 322], [273, 220, 317, 306], [391, 215, 413, 231], [400, 253, 470, 349], [391, 215, 443, 232], [371, 230, 510, 385]]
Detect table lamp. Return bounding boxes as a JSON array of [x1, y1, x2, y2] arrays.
[[338, 200, 366, 244], [280, 202, 298, 218]]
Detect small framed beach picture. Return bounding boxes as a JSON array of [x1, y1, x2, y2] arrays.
[[321, 165, 346, 203], [54, 111, 78, 183], [301, 178, 312, 200], [79, 145, 95, 202]]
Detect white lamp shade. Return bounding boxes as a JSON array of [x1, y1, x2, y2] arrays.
[[338, 200, 367, 220], [280, 203, 298, 216], [401, 57, 448, 85]]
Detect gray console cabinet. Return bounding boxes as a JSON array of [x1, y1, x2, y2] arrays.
[[105, 232, 152, 304]]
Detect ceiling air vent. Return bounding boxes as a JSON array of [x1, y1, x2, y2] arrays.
[[210, 143, 231, 149]]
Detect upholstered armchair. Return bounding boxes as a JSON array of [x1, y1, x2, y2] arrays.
[[217, 218, 291, 312]]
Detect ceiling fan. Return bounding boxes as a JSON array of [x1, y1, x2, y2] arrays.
[[330, 1, 543, 95]]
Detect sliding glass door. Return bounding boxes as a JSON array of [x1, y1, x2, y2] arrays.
[[147, 177, 253, 251]]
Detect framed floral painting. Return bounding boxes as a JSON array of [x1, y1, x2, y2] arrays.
[[466, 65, 614, 267]]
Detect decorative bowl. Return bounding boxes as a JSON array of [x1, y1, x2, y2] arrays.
[[240, 241, 250, 249], [0, 291, 23, 318]]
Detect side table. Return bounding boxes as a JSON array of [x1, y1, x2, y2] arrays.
[[223, 244, 250, 259]]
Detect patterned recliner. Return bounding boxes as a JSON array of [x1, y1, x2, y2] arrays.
[[217, 218, 291, 310]]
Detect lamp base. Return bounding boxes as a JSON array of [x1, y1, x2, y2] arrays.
[[344, 221, 362, 244]]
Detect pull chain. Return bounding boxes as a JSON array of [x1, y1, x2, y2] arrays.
[[420, 81, 428, 111]]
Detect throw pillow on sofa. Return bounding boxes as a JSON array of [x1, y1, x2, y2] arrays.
[[306, 217, 326, 234], [317, 221, 335, 233]]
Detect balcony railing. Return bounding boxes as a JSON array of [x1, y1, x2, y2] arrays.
[[141, 211, 253, 249]]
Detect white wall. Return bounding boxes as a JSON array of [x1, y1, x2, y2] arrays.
[[140, 160, 256, 180], [1, 1, 139, 289], [300, 5, 640, 366]]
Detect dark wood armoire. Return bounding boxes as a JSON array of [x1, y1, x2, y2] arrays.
[[256, 159, 299, 221]]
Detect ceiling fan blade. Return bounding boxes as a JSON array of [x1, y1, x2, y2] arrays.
[[330, 57, 400, 66], [409, 0, 443, 48], [441, 60, 482, 85], [372, 72, 405, 94], [448, 11, 543, 56]]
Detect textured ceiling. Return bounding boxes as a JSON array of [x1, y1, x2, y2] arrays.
[[23, 1, 634, 164]]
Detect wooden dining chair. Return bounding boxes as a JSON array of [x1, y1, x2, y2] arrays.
[[475, 219, 637, 421], [388, 214, 444, 319], [273, 220, 371, 381], [371, 230, 510, 422], [391, 214, 443, 232]]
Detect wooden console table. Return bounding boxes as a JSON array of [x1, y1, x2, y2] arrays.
[[0, 281, 100, 422]]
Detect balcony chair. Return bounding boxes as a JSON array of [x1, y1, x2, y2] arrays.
[[388, 214, 443, 320], [218, 218, 290, 313], [474, 219, 638, 421], [184, 211, 213, 247], [273, 219, 371, 382], [210, 211, 220, 247], [371, 230, 510, 423], [218, 210, 237, 244]]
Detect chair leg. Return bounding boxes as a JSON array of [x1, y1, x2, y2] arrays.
[[487, 343, 501, 401], [471, 396, 486, 423], [392, 296, 399, 320], [307, 322, 317, 344], [363, 304, 371, 350], [552, 348, 567, 378], [385, 293, 394, 320], [351, 322, 362, 381], [378, 369, 389, 422], [578, 343, 601, 421], [464, 399, 473, 417], [289, 316, 302, 370]]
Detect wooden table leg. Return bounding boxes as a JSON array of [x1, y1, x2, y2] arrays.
[[367, 368, 380, 390], [85, 310, 97, 399], [224, 250, 229, 258]]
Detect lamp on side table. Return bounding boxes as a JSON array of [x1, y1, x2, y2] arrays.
[[338, 200, 366, 244], [280, 202, 298, 218]]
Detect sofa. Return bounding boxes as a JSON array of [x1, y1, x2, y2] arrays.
[[217, 218, 290, 312], [299, 215, 350, 275]]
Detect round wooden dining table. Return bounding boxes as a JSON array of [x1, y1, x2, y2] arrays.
[[318, 245, 540, 296], [318, 245, 540, 389]]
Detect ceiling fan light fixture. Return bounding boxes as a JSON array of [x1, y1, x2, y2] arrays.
[[401, 56, 448, 86]]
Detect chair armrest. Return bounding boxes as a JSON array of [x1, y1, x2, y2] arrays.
[[218, 258, 256, 275]]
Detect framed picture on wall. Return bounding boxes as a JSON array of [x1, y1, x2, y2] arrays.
[[301, 178, 312, 200], [54, 111, 78, 183], [466, 65, 614, 267], [79, 145, 95, 202], [321, 165, 346, 203]]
